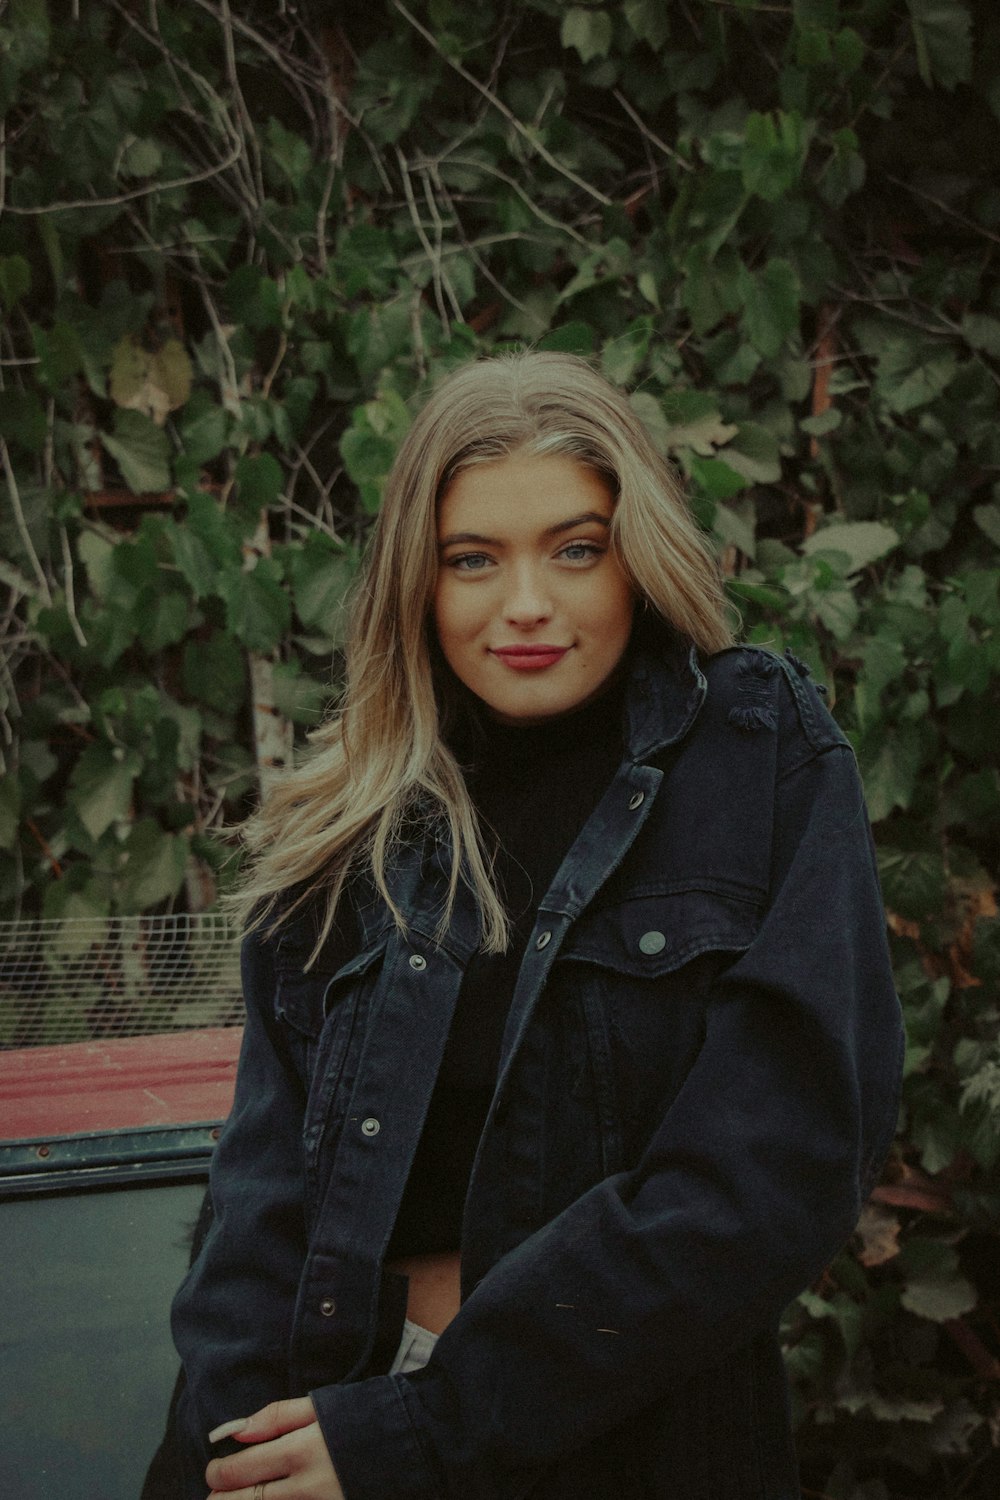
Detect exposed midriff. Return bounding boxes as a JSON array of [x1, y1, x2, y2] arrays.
[[385, 1249, 462, 1334]]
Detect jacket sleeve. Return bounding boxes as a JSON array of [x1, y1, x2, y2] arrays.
[[311, 693, 905, 1500], [170, 928, 309, 1497]]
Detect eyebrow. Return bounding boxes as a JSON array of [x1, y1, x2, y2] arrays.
[[438, 511, 612, 548]]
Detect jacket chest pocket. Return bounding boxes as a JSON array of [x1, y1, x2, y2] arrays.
[[553, 886, 764, 1163], [274, 936, 389, 1193]]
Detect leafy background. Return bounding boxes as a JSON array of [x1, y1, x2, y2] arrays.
[[1, 0, 998, 1494]]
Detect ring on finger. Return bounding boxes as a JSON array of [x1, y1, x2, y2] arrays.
[[252, 1485, 267, 1500]]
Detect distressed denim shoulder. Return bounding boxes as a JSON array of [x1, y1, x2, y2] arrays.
[[704, 644, 848, 751]]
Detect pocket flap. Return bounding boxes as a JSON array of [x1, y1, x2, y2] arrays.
[[560, 887, 763, 978], [276, 936, 388, 1037]]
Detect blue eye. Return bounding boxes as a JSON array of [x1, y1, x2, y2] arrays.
[[449, 553, 493, 572], [559, 541, 603, 563]]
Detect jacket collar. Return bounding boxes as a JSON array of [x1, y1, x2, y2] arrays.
[[623, 619, 707, 762]]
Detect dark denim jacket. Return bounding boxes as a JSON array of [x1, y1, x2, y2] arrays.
[[171, 639, 904, 1500]]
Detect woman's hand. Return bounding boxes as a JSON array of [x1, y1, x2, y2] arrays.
[[205, 1397, 345, 1500]]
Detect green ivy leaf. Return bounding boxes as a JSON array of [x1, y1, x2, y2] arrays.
[[812, 585, 859, 640], [689, 455, 749, 501], [167, 522, 217, 599], [264, 118, 313, 188], [68, 743, 140, 841], [140, 587, 190, 652], [0, 775, 22, 850], [184, 490, 243, 568], [346, 301, 412, 383], [601, 321, 652, 387], [908, 0, 972, 91], [820, 126, 867, 207], [340, 422, 397, 515], [287, 534, 356, 633], [713, 499, 757, 558], [859, 724, 924, 821], [800, 409, 842, 437], [656, 391, 738, 455], [109, 334, 192, 424], [623, 0, 669, 50], [339, 387, 413, 514], [741, 110, 810, 202], [972, 503, 1000, 549], [101, 409, 171, 493], [270, 661, 329, 725], [801, 520, 900, 573], [226, 265, 283, 331], [235, 452, 283, 513], [900, 1274, 977, 1323], [871, 329, 959, 414], [117, 819, 187, 910], [878, 846, 948, 920], [537, 322, 597, 354], [119, 136, 163, 178], [833, 27, 866, 74], [0, 254, 31, 311], [838, 1391, 944, 1424], [182, 630, 246, 707], [738, 258, 800, 357], [961, 313, 1000, 358], [217, 559, 292, 652], [0, 387, 47, 454], [719, 423, 782, 484], [561, 8, 613, 64], [855, 636, 906, 728], [32, 319, 84, 390]]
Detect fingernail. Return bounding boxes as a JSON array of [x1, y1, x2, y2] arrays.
[[208, 1417, 250, 1443]]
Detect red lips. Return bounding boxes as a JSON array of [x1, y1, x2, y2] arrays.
[[491, 645, 569, 671]]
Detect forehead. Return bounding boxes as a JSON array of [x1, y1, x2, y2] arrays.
[[437, 451, 614, 534]]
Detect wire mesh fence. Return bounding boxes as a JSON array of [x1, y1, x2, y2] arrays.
[[0, 914, 244, 1049]]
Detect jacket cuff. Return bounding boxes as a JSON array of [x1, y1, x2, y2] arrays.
[[310, 1375, 443, 1500]]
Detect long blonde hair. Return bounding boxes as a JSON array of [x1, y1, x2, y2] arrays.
[[234, 351, 734, 953]]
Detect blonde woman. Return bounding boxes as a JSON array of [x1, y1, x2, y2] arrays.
[[170, 352, 903, 1500]]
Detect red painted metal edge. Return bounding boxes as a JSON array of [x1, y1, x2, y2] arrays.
[[0, 1028, 243, 1141]]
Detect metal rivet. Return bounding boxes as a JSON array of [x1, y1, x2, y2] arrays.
[[361, 1117, 380, 1137], [320, 1297, 336, 1317], [628, 791, 644, 810], [638, 930, 666, 956], [409, 953, 427, 971], [536, 930, 552, 950]]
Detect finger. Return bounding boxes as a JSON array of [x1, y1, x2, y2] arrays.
[[205, 1435, 290, 1494], [208, 1485, 293, 1500], [215, 1397, 317, 1445], [209, 1418, 251, 1443]]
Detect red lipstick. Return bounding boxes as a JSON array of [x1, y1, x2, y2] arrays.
[[491, 645, 569, 671]]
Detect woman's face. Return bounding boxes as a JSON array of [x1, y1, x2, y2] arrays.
[[434, 450, 635, 724]]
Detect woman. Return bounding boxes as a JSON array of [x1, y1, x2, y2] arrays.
[[171, 351, 903, 1500]]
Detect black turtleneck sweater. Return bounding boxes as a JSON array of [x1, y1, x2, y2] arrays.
[[386, 683, 625, 1258]]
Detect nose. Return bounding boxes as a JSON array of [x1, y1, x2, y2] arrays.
[[503, 561, 553, 628]]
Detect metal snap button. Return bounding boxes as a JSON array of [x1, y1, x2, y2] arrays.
[[628, 791, 644, 810], [638, 930, 666, 956], [361, 1117, 380, 1137], [536, 930, 552, 950], [409, 953, 427, 971], [320, 1297, 336, 1317]]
